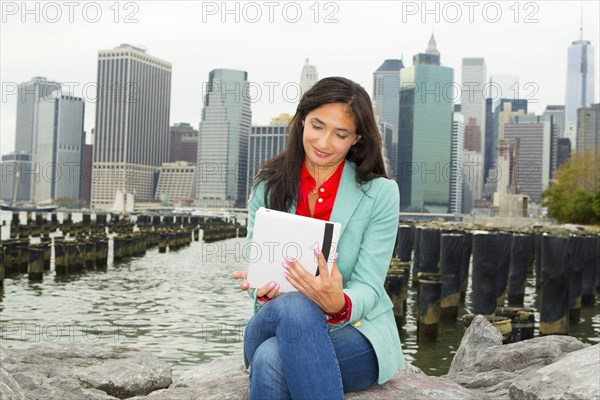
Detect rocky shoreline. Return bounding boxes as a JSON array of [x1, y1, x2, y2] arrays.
[[1, 316, 598, 400]]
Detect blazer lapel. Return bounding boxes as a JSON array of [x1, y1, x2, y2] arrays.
[[330, 162, 364, 237]]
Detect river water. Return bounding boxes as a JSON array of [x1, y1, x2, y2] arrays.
[[1, 216, 599, 378]]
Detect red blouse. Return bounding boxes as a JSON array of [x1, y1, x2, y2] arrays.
[[296, 160, 345, 221]]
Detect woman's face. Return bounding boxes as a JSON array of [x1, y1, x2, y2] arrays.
[[302, 102, 360, 168]]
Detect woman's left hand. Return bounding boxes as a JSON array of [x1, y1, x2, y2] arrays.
[[282, 249, 345, 313]]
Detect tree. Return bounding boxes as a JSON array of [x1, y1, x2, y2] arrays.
[[542, 150, 600, 224]]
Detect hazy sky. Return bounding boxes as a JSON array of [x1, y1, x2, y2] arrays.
[[1, 0, 599, 153]]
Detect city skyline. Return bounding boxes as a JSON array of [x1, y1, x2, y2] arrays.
[[2, 1, 599, 154]]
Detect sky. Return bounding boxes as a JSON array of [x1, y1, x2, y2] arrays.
[[1, 0, 599, 153]]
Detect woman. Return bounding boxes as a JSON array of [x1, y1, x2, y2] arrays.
[[233, 76, 404, 399]]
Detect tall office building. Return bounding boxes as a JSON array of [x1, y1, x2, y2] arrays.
[[450, 112, 464, 214], [378, 121, 394, 180], [169, 123, 198, 164], [461, 59, 487, 137], [80, 143, 93, 204], [464, 117, 482, 152], [45, 95, 86, 201], [461, 58, 486, 201], [576, 103, 600, 153], [0, 152, 32, 203], [543, 105, 566, 140], [503, 114, 558, 203], [483, 97, 495, 192], [373, 59, 404, 179], [10, 77, 85, 202], [557, 138, 572, 169], [196, 69, 251, 208], [462, 150, 482, 213], [300, 59, 318, 96], [12, 77, 60, 201], [398, 36, 453, 213], [247, 124, 288, 199], [14, 77, 61, 156], [565, 36, 595, 147], [91, 44, 172, 208]]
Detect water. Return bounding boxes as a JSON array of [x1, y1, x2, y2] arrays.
[[1, 223, 599, 378]]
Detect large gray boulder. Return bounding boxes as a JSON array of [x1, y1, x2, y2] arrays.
[[448, 315, 503, 375], [0, 367, 26, 400], [11, 371, 118, 400], [509, 344, 600, 400], [445, 316, 589, 399], [1, 344, 172, 399], [129, 356, 482, 400]]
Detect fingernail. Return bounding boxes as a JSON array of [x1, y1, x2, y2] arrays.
[[282, 272, 289, 279], [241, 281, 249, 289], [282, 262, 290, 269], [333, 252, 338, 261], [284, 256, 294, 263], [314, 248, 320, 257], [269, 281, 276, 289], [275, 284, 280, 290]]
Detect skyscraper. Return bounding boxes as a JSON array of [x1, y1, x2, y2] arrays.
[[543, 105, 566, 140], [576, 103, 600, 153], [373, 59, 404, 179], [169, 123, 198, 164], [91, 44, 172, 208], [451, 112, 464, 214], [14, 77, 61, 156], [398, 36, 453, 213], [247, 124, 288, 199], [46, 95, 86, 201], [9, 77, 85, 203], [300, 59, 318, 96], [196, 68, 251, 208], [461, 58, 486, 201], [565, 36, 595, 147], [504, 114, 558, 203], [461, 59, 487, 134]]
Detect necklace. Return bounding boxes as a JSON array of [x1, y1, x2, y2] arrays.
[[309, 164, 340, 195]]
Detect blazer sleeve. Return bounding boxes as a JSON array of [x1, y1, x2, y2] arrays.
[[245, 180, 266, 312], [344, 178, 400, 322]]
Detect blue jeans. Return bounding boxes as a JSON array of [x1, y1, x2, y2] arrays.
[[244, 292, 378, 400]]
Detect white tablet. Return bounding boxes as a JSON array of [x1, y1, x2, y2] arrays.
[[246, 207, 342, 292]]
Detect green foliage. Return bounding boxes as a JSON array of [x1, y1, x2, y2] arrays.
[[542, 150, 600, 225]]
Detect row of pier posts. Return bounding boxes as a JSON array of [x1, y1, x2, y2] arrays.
[[386, 223, 600, 343], [1, 211, 244, 284]]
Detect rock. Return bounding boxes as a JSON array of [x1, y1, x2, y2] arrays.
[[448, 315, 503, 375], [1, 343, 172, 398], [129, 356, 480, 400], [345, 374, 481, 400], [445, 316, 589, 400], [0, 367, 26, 400], [509, 344, 600, 400], [11, 371, 118, 400]]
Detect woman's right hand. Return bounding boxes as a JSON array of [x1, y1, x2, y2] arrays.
[[232, 271, 282, 299]]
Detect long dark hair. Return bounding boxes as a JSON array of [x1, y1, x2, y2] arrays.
[[254, 76, 387, 211]]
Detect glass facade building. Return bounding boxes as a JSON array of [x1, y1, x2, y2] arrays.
[[398, 63, 454, 213], [565, 39, 595, 146], [196, 69, 251, 208]]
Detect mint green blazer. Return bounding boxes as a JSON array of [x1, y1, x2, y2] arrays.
[[246, 161, 405, 384]]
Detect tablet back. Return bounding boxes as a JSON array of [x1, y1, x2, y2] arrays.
[[246, 207, 342, 292]]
